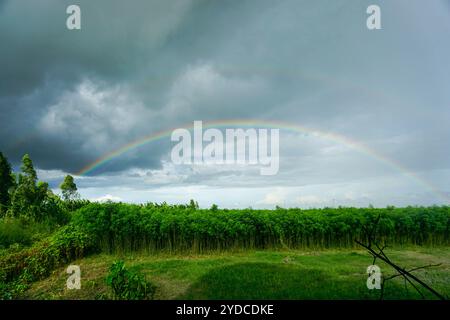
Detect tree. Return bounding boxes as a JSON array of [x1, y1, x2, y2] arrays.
[[59, 175, 79, 201], [0, 152, 15, 212], [189, 199, 199, 209], [20, 154, 37, 182], [9, 154, 49, 220]]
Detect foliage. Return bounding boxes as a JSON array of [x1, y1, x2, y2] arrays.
[[8, 154, 50, 220], [1, 199, 449, 299], [63, 198, 91, 212], [189, 199, 199, 210], [72, 203, 450, 253], [0, 152, 14, 214], [0, 224, 94, 299], [106, 260, 155, 300], [0, 217, 59, 249], [1, 153, 72, 223], [59, 175, 79, 202]]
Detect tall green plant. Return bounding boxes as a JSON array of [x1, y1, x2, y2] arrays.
[[8, 154, 64, 221], [0, 152, 14, 215], [106, 260, 155, 300], [71, 203, 450, 253]]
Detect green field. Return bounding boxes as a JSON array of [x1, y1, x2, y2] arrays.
[[20, 247, 450, 300], [1, 202, 449, 300]]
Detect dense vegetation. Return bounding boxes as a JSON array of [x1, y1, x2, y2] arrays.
[[71, 203, 450, 253], [106, 260, 156, 300], [2, 202, 448, 299], [0, 152, 449, 299], [0, 152, 89, 298]]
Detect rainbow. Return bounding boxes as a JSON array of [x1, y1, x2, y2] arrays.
[[76, 119, 449, 203]]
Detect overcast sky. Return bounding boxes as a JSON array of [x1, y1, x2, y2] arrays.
[[1, 0, 449, 208]]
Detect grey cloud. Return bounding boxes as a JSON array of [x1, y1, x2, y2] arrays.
[[0, 0, 449, 206]]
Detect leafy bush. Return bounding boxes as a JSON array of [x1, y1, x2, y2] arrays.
[[63, 199, 91, 213], [106, 260, 155, 300], [0, 217, 60, 249], [0, 224, 94, 299]]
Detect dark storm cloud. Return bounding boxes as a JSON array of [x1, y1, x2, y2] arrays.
[[0, 0, 449, 198], [0, 0, 196, 172], [0, 0, 193, 95]]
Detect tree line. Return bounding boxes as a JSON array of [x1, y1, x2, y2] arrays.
[[0, 151, 79, 221]]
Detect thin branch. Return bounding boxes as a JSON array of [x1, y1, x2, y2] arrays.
[[355, 239, 445, 300], [384, 263, 442, 281]]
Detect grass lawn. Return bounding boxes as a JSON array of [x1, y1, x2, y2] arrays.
[[20, 247, 450, 300]]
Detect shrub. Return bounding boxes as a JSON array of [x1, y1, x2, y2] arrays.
[[106, 260, 156, 300], [0, 217, 59, 249], [0, 224, 94, 299]]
